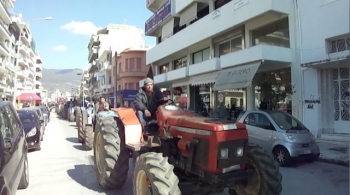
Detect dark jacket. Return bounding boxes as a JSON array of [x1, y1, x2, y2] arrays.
[[134, 87, 164, 115]]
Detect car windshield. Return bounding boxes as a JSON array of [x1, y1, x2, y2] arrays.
[[269, 112, 308, 130], [18, 111, 36, 123]]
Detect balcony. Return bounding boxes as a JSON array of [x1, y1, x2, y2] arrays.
[[167, 67, 188, 81], [36, 72, 42, 78], [0, 18, 10, 40], [154, 73, 167, 83], [146, 0, 291, 64], [0, 79, 6, 89], [0, 1, 11, 23], [35, 80, 42, 86], [18, 45, 29, 56], [220, 44, 292, 70], [21, 33, 30, 46], [17, 81, 25, 89], [146, 0, 169, 13], [119, 69, 146, 78], [35, 63, 42, 71], [18, 57, 29, 68], [88, 35, 100, 49], [0, 42, 9, 56], [88, 47, 98, 63], [145, 0, 173, 36], [0, 61, 6, 73], [28, 57, 35, 67], [188, 58, 220, 76]]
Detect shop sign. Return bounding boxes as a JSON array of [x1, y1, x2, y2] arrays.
[[226, 67, 251, 77], [145, 0, 172, 34]]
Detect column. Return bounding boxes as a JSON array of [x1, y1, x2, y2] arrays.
[[246, 85, 255, 111]]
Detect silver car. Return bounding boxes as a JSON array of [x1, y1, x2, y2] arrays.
[[237, 110, 320, 166]]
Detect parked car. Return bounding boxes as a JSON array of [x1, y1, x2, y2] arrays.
[[31, 107, 46, 132], [17, 109, 44, 151], [0, 101, 29, 194], [36, 107, 49, 126], [237, 110, 320, 166]]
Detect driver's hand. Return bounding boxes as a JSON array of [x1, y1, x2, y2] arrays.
[[145, 110, 151, 117], [163, 97, 169, 101]]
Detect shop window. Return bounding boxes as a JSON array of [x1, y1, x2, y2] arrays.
[[192, 48, 210, 64], [216, 35, 242, 57], [159, 64, 169, 74], [215, 0, 231, 9], [174, 57, 187, 69], [252, 17, 290, 48]]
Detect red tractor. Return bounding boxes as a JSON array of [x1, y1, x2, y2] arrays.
[[93, 103, 282, 194]]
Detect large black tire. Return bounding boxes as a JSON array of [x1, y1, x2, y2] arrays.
[[69, 113, 75, 122], [93, 117, 129, 189], [83, 126, 93, 150], [77, 112, 83, 143], [18, 154, 29, 189], [229, 144, 283, 195], [133, 152, 181, 195]]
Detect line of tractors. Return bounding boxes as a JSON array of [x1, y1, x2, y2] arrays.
[[57, 102, 283, 195]]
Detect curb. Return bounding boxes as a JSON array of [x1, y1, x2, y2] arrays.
[[317, 157, 349, 167]]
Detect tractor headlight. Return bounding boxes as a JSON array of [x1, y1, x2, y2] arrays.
[[26, 128, 36, 138], [236, 147, 244, 157], [220, 148, 229, 159]]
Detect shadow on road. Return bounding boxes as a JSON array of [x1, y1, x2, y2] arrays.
[[67, 164, 132, 195], [73, 145, 86, 151], [69, 124, 76, 127], [66, 137, 79, 143]]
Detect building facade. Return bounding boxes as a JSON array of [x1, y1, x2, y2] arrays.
[[145, 0, 349, 136], [34, 51, 43, 93], [115, 47, 149, 107]]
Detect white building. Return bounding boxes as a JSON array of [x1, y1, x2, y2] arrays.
[[87, 24, 145, 98], [0, 0, 16, 100], [145, 0, 349, 136], [34, 51, 43, 93]]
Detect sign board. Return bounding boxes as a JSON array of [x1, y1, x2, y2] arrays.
[[233, 0, 249, 10]]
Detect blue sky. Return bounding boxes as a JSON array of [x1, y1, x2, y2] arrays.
[[13, 0, 155, 69]]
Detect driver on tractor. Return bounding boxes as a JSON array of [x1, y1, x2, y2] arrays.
[[134, 77, 168, 132]]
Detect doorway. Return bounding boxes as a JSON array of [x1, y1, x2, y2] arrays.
[[333, 67, 350, 133]]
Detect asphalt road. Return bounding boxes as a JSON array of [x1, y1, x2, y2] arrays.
[[16, 112, 349, 195]]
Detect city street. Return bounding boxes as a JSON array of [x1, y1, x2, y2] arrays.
[[17, 112, 349, 195]]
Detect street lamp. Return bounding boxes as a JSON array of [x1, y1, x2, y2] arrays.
[[12, 17, 52, 107]]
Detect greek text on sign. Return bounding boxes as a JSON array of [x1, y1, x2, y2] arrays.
[[226, 68, 250, 77], [233, 0, 249, 10]]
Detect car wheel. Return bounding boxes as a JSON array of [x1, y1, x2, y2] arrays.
[[273, 146, 291, 167], [18, 154, 29, 189]]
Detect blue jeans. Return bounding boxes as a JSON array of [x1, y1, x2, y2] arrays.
[[136, 110, 147, 127]]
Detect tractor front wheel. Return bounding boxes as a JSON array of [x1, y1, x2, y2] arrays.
[[93, 117, 129, 189], [229, 143, 283, 195], [133, 152, 181, 195], [83, 126, 93, 150]]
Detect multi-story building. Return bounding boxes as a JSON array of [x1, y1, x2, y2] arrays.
[[145, 0, 349, 136], [87, 24, 146, 102], [11, 14, 38, 95], [114, 47, 149, 107], [0, 0, 16, 100]]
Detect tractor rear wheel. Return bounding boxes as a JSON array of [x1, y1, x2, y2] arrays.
[[93, 117, 129, 189], [83, 126, 93, 150], [133, 152, 181, 195], [77, 112, 83, 143], [229, 143, 282, 195]]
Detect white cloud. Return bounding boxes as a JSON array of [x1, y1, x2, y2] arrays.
[[53, 45, 67, 51], [61, 21, 101, 36]]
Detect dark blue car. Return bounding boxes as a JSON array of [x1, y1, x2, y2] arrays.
[[17, 109, 43, 151]]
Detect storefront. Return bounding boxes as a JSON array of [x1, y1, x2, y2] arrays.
[[116, 89, 138, 108], [301, 56, 349, 136]]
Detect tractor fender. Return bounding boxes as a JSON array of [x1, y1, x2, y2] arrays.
[[110, 108, 143, 147]]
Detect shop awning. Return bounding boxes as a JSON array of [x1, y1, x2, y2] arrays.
[[179, 3, 198, 26], [189, 71, 218, 86], [213, 61, 262, 91], [172, 80, 189, 88], [16, 93, 41, 101], [300, 55, 349, 68], [161, 18, 174, 41]]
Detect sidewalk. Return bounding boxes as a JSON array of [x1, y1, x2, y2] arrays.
[[316, 134, 349, 167]]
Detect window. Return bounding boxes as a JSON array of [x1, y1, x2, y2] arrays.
[[215, 0, 231, 9], [244, 113, 273, 129], [4, 106, 20, 135], [118, 63, 121, 73], [0, 109, 12, 139], [128, 83, 134, 89], [330, 37, 350, 53], [192, 48, 210, 64], [129, 58, 135, 71], [159, 64, 169, 74], [136, 83, 140, 89], [173, 57, 187, 69], [252, 18, 290, 48], [269, 112, 308, 130], [216, 35, 242, 57], [124, 83, 127, 89], [136, 58, 142, 71], [125, 59, 129, 71], [118, 85, 121, 90]]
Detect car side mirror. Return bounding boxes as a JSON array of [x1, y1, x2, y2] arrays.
[[4, 139, 12, 149]]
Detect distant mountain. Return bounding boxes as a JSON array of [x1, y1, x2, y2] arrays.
[[41, 68, 84, 94]]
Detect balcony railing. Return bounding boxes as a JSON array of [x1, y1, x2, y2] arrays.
[[0, 1, 11, 18], [0, 43, 9, 53], [0, 18, 10, 35], [145, 0, 172, 34]]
